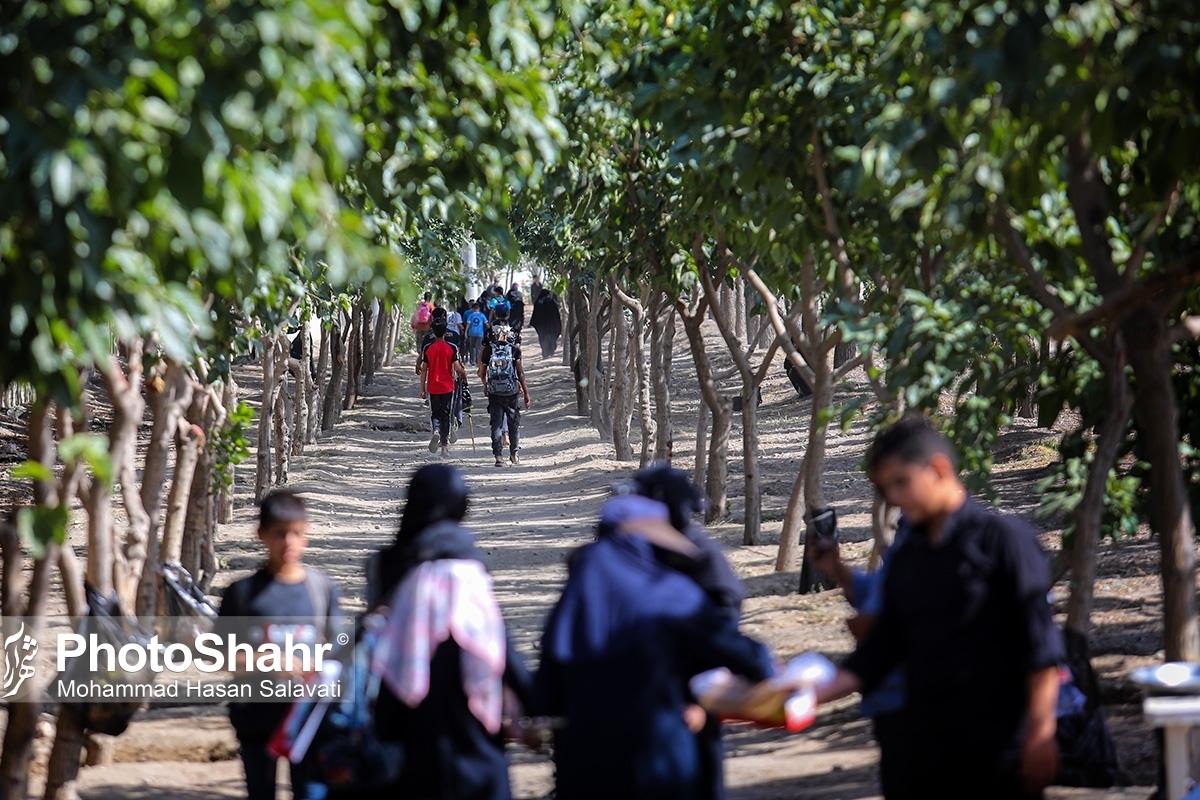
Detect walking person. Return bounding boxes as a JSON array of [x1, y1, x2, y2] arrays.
[[217, 491, 340, 800], [529, 287, 563, 359], [505, 283, 525, 333], [625, 465, 745, 800], [420, 319, 467, 456], [465, 302, 487, 366], [477, 313, 529, 467], [809, 510, 913, 798], [355, 464, 534, 800], [814, 416, 1065, 800], [533, 494, 772, 800]]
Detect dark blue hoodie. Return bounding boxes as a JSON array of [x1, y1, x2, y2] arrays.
[[534, 497, 772, 800]]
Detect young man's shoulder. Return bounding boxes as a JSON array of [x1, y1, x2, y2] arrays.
[[965, 502, 1042, 548]]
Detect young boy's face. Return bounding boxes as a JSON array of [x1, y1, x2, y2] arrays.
[[258, 519, 308, 570], [870, 454, 949, 525]]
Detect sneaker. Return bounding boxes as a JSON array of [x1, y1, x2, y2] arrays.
[[429, 432, 440, 453], [494, 457, 504, 467], [449, 425, 458, 444]]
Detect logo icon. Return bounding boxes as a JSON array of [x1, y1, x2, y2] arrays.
[[2, 622, 38, 699]]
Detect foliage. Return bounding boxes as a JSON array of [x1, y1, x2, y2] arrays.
[[1, 0, 570, 409], [210, 399, 254, 494]]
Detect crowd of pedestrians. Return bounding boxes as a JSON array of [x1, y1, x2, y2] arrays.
[[411, 283, 552, 467], [219, 412, 1073, 800]]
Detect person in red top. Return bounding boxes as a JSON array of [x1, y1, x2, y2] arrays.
[[419, 319, 467, 456]]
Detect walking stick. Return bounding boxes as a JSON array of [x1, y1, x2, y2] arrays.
[[466, 411, 477, 452]]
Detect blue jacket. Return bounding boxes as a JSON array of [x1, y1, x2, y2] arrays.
[[535, 498, 772, 800]]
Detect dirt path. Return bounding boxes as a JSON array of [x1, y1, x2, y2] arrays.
[[69, 347, 1155, 800]]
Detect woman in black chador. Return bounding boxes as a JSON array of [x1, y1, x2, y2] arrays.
[[528, 287, 562, 358]]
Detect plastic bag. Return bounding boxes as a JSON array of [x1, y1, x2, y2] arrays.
[[160, 562, 217, 648], [689, 652, 836, 732], [56, 585, 157, 735]]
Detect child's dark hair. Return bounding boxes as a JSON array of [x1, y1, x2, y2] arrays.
[[866, 415, 959, 473], [259, 490, 307, 528]]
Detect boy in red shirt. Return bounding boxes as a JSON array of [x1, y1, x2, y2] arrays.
[[420, 319, 467, 455]]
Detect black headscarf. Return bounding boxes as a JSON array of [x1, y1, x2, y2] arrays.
[[631, 463, 705, 532], [371, 465, 478, 607]]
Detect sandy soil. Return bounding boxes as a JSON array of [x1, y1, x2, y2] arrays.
[[0, 327, 1173, 799]]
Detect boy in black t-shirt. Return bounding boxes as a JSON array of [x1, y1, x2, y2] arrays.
[[814, 417, 1064, 800], [218, 490, 340, 800]]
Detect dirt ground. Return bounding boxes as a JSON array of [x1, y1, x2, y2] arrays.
[[0, 325, 1175, 799]]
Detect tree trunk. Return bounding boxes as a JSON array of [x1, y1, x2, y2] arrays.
[[135, 361, 192, 616], [798, 358, 835, 593], [273, 333, 290, 486], [869, 489, 901, 571], [370, 300, 385, 384], [255, 337, 276, 501], [42, 705, 86, 800], [1123, 309, 1199, 661], [734, 275, 747, 346], [562, 283, 573, 368], [650, 297, 673, 463], [571, 284, 588, 417], [321, 317, 347, 432], [217, 377, 238, 524], [1015, 335, 1038, 419], [362, 298, 376, 387], [610, 288, 634, 462], [181, 389, 217, 583], [313, 323, 331, 438], [739, 384, 761, 545], [585, 288, 612, 440], [1, 402, 59, 800], [775, 464, 807, 572], [630, 301, 655, 467], [342, 302, 363, 411], [1065, 345, 1133, 634], [833, 341, 858, 370], [290, 351, 308, 457], [160, 419, 205, 567], [680, 305, 729, 521], [693, 400, 709, 489], [705, 396, 732, 523], [302, 322, 318, 447]]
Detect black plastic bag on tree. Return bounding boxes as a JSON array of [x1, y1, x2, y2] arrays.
[[53, 585, 157, 735], [161, 562, 218, 649], [1054, 628, 1121, 787]]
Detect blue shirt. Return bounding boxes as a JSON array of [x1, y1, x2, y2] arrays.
[[847, 525, 908, 718], [466, 310, 487, 337]]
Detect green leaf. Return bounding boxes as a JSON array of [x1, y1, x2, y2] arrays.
[[57, 433, 113, 486], [11, 460, 54, 483], [16, 504, 70, 560]]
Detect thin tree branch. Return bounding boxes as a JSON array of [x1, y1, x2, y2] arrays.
[[1049, 254, 1200, 341], [1126, 180, 1183, 283]]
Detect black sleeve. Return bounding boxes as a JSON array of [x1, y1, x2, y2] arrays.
[[842, 559, 908, 693], [1001, 518, 1066, 672], [672, 605, 772, 683], [512, 344, 522, 363]]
